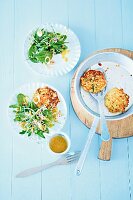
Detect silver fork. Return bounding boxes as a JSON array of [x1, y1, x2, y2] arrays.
[[91, 86, 110, 141], [16, 151, 80, 178]]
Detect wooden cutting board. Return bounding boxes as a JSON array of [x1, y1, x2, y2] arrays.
[[71, 48, 133, 161]]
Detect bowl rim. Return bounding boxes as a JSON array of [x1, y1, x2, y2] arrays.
[[74, 51, 133, 121], [46, 131, 71, 155]]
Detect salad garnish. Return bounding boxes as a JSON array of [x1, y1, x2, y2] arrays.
[[9, 88, 60, 139], [28, 28, 68, 64]]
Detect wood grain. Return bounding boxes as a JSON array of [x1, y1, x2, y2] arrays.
[[71, 48, 133, 160], [98, 137, 113, 161]]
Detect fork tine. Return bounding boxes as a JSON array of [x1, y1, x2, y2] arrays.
[[66, 155, 80, 160], [66, 154, 80, 159], [66, 151, 81, 159], [65, 151, 80, 156], [67, 156, 80, 163], [66, 154, 80, 162]]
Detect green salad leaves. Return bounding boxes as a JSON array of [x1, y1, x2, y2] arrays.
[[9, 93, 58, 139], [28, 28, 68, 64]]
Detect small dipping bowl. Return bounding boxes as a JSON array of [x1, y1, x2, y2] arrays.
[[47, 132, 71, 155]]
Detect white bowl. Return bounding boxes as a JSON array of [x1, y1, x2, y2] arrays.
[[24, 23, 81, 77], [46, 132, 71, 155], [74, 52, 133, 121]]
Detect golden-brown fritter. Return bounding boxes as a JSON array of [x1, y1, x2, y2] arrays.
[[105, 87, 129, 113], [33, 87, 60, 108], [80, 70, 107, 93]]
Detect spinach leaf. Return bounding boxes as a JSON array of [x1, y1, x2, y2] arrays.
[[28, 44, 38, 63]]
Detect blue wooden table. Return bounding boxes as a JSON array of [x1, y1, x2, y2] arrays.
[[0, 0, 133, 199]]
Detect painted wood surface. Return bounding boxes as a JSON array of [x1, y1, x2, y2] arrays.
[[0, 0, 133, 200]]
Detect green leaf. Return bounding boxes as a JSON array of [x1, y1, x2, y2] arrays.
[[29, 56, 38, 63], [28, 132, 32, 137], [36, 49, 53, 63], [17, 93, 28, 106], [9, 104, 18, 108], [14, 114, 26, 122], [35, 130, 45, 139], [14, 116, 21, 122], [45, 127, 49, 133], [60, 35, 67, 41], [28, 101, 38, 110], [28, 44, 38, 63], [19, 130, 26, 135]]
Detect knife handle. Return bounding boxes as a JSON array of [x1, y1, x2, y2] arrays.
[[16, 161, 58, 178]]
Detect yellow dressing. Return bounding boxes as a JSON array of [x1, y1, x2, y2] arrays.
[[49, 135, 68, 153], [61, 49, 70, 62]]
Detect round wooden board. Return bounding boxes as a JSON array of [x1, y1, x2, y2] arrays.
[[71, 48, 133, 160]]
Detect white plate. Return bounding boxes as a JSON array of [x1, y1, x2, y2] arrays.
[[74, 52, 133, 121], [8, 83, 67, 142], [24, 23, 81, 76]]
